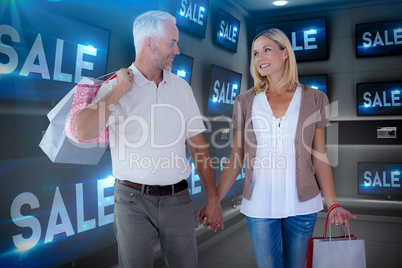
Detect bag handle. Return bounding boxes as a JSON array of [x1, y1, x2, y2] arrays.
[[325, 205, 353, 244], [96, 71, 117, 80], [95, 71, 118, 85], [323, 204, 340, 238], [324, 204, 351, 238]]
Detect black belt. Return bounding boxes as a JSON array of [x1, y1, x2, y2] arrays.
[[115, 179, 188, 196]]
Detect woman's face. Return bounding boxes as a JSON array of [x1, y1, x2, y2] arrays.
[[252, 35, 288, 79]]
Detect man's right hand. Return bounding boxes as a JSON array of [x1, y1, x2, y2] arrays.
[[116, 68, 134, 94]]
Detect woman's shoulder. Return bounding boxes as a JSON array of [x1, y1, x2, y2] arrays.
[[301, 84, 327, 98], [237, 88, 256, 101]]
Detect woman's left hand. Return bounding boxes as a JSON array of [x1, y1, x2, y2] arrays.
[[329, 207, 357, 228]]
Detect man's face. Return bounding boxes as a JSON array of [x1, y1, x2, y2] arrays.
[[151, 20, 180, 70]]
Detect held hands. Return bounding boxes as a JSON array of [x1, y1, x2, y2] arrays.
[[116, 68, 134, 94], [328, 204, 357, 228], [196, 202, 224, 232]]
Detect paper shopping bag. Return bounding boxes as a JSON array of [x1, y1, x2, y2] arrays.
[[310, 213, 366, 268], [39, 77, 108, 165], [312, 237, 366, 268], [307, 231, 355, 268], [307, 205, 356, 268]]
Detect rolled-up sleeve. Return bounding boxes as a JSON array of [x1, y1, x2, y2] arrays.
[[316, 91, 331, 129]]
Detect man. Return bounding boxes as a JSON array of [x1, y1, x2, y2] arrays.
[[75, 10, 223, 268]]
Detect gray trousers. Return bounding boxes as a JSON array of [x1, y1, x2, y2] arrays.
[[114, 182, 198, 268]]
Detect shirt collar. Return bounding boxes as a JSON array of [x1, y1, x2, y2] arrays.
[[129, 63, 172, 87]]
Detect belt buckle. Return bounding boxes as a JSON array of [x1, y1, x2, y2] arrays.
[[145, 185, 152, 195]]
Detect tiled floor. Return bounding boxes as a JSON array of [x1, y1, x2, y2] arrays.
[[109, 216, 257, 268], [109, 209, 402, 268], [197, 219, 258, 268]]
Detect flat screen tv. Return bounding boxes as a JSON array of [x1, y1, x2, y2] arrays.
[[175, 0, 209, 38], [358, 162, 402, 200], [207, 65, 242, 117], [214, 9, 240, 53], [170, 53, 194, 85], [299, 74, 328, 95], [255, 17, 327, 62], [357, 81, 402, 116], [356, 20, 402, 57]]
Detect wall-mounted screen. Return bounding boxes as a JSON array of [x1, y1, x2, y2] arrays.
[[215, 9, 240, 53], [207, 65, 242, 117], [169, 54, 193, 85], [299, 74, 328, 95], [356, 20, 402, 57], [175, 0, 209, 38], [358, 162, 402, 200], [357, 81, 402, 116], [0, 5, 110, 103], [255, 17, 327, 62]]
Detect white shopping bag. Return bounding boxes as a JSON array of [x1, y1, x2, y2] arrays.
[[39, 77, 108, 165], [312, 223, 366, 268]]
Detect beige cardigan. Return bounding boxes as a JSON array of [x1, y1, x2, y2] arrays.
[[232, 85, 330, 202]]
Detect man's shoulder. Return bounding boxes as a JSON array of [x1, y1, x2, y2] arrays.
[[167, 71, 192, 90]]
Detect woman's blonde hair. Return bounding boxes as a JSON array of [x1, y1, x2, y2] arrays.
[[250, 28, 299, 94]]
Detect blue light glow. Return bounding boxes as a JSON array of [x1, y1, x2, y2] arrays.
[[233, 84, 238, 90], [311, 86, 318, 90], [200, 6, 205, 12], [180, 10, 185, 16], [86, 45, 96, 53], [177, 70, 186, 78]]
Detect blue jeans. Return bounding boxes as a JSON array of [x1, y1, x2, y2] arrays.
[[247, 213, 317, 268]]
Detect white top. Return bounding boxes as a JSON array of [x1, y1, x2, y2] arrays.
[[240, 87, 323, 218], [91, 64, 205, 185]]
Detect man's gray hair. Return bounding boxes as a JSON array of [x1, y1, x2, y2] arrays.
[[133, 10, 176, 55]]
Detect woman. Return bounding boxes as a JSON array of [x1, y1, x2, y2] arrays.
[[197, 28, 356, 267]]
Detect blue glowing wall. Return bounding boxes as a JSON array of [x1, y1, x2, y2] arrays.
[[0, 154, 115, 268], [357, 81, 402, 116], [356, 20, 402, 57], [0, 1, 110, 103], [255, 17, 327, 62], [207, 65, 242, 116], [358, 162, 402, 198]]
